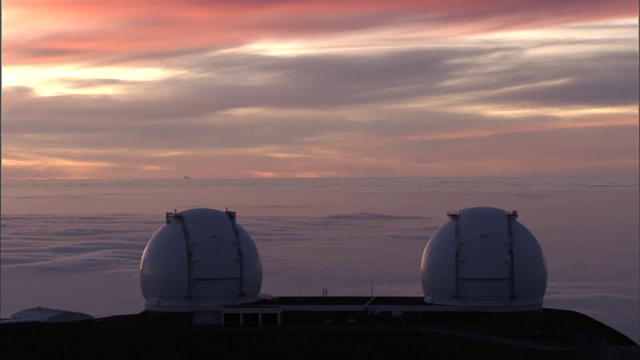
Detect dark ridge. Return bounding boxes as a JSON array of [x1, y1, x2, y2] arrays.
[[1, 307, 637, 359]]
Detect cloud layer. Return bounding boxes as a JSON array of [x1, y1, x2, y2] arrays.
[[2, 177, 638, 341]]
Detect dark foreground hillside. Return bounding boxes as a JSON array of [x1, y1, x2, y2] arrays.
[[1, 309, 637, 359]]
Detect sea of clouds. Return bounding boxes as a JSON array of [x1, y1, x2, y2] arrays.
[[1, 177, 638, 342]]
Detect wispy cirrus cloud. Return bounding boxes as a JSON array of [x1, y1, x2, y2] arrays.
[[2, 1, 638, 179], [5, 0, 635, 66]]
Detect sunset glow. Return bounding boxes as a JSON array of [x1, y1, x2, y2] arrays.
[[2, 0, 638, 179]]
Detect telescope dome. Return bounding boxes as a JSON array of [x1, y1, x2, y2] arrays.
[[140, 208, 262, 312], [421, 207, 547, 310]]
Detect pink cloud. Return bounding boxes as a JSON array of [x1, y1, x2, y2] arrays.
[[4, 0, 636, 66]]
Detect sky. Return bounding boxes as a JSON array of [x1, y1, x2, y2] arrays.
[[2, 0, 638, 179]]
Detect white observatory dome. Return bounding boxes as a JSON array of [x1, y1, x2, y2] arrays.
[[420, 207, 547, 310], [140, 208, 262, 312]]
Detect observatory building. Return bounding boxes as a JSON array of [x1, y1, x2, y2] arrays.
[[9, 307, 94, 323], [139, 206, 549, 326], [421, 207, 547, 310], [140, 208, 263, 315]]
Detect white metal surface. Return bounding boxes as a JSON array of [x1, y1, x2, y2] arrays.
[[140, 208, 262, 311], [421, 207, 547, 309]]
